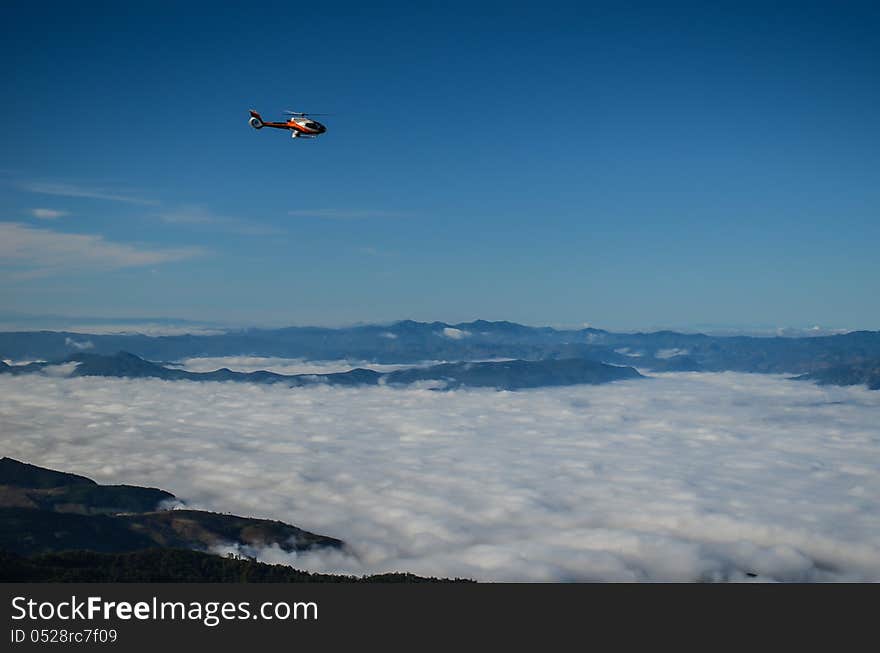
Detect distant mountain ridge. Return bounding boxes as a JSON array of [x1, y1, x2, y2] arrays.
[[792, 361, 880, 390], [0, 351, 642, 390], [2, 319, 879, 386]]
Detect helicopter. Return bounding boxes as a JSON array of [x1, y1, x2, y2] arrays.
[[248, 109, 328, 139]]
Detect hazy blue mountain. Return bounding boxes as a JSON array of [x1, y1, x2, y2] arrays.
[[1, 351, 642, 390], [2, 320, 879, 381], [385, 358, 642, 389], [793, 361, 880, 390]]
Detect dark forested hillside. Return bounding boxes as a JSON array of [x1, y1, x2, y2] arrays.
[[0, 550, 468, 583], [0, 457, 467, 582], [0, 457, 341, 556]]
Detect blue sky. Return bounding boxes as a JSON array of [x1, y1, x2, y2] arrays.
[[1, 0, 878, 330]]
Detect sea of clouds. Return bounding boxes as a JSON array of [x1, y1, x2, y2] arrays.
[[1, 370, 879, 582]]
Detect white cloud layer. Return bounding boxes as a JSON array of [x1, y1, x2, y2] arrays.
[[441, 327, 470, 340], [39, 362, 81, 377], [656, 348, 689, 359], [0, 222, 203, 278], [1, 373, 878, 582], [64, 337, 94, 350]]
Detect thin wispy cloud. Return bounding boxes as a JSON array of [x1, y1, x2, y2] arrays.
[[30, 208, 68, 220], [20, 182, 277, 234], [66, 324, 227, 336], [157, 206, 281, 236], [288, 209, 406, 220], [0, 222, 204, 279], [157, 207, 216, 225], [20, 181, 158, 205]]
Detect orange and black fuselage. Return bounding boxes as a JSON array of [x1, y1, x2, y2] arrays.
[[249, 110, 326, 135]]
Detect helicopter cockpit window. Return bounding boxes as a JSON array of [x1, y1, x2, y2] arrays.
[[305, 122, 320, 129]]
